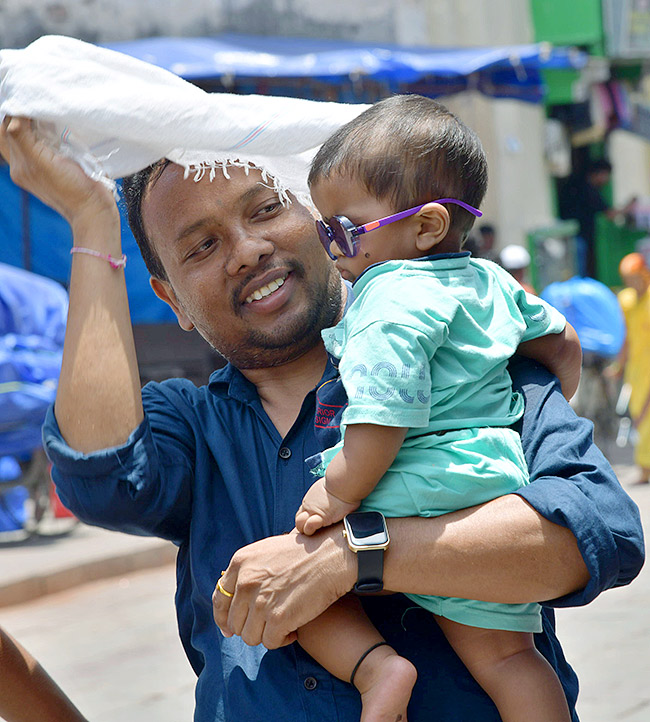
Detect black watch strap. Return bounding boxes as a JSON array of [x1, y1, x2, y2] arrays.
[[353, 548, 384, 594]]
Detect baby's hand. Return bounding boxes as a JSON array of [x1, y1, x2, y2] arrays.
[[295, 478, 359, 535]]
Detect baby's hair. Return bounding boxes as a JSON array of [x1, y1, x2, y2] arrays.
[[309, 94, 488, 238]]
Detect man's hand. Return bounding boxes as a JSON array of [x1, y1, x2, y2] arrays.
[[295, 477, 359, 535], [213, 527, 356, 649], [0, 116, 117, 230]]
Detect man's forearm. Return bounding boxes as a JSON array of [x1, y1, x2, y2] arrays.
[[383, 494, 589, 603], [55, 209, 144, 453], [214, 493, 589, 649], [0, 117, 143, 454]]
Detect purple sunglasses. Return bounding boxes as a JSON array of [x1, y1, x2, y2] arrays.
[[316, 198, 482, 260]]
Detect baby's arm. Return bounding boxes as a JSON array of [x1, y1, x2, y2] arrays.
[[295, 423, 407, 535], [516, 322, 582, 400]]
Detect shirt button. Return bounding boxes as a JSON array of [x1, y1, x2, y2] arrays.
[[304, 676, 318, 691], [278, 446, 292, 459]]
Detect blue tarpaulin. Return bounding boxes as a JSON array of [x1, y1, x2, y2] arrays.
[[0, 169, 176, 324], [0, 262, 68, 455], [1, 34, 586, 324], [541, 276, 626, 357], [104, 34, 586, 104]]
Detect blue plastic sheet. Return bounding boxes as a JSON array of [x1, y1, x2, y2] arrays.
[[0, 261, 68, 343], [0, 456, 28, 532], [104, 34, 586, 104], [0, 170, 176, 325], [0, 263, 66, 456], [541, 276, 626, 357]]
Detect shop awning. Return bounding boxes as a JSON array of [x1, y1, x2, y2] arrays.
[[103, 33, 587, 104]]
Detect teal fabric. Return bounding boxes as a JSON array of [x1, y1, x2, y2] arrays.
[[320, 254, 567, 632], [322, 255, 566, 435]]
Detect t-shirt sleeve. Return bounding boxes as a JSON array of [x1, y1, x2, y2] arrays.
[[518, 290, 567, 342], [338, 318, 444, 429], [618, 287, 636, 324], [490, 262, 566, 341]]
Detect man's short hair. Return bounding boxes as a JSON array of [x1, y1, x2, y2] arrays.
[[308, 94, 488, 237], [121, 159, 172, 281]]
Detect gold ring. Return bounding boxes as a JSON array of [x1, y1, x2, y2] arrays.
[[216, 579, 234, 598]]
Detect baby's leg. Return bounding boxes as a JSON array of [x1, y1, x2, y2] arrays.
[[435, 616, 570, 722], [297, 595, 417, 722]]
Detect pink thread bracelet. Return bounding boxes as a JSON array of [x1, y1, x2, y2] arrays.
[[70, 247, 127, 269]]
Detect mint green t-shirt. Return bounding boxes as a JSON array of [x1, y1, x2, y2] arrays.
[[318, 254, 566, 632], [322, 254, 566, 438]]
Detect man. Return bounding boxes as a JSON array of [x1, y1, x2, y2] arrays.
[[475, 223, 499, 263], [0, 116, 644, 722], [499, 243, 536, 294], [558, 158, 636, 279]]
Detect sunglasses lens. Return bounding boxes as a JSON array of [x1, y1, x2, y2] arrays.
[[330, 217, 356, 257], [316, 221, 336, 260]]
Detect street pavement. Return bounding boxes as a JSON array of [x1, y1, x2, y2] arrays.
[[557, 454, 649, 722], [0, 446, 647, 721], [1, 565, 195, 722]]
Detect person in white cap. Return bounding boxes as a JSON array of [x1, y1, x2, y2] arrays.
[[500, 244, 536, 294]]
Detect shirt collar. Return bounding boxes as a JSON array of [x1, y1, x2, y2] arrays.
[[208, 363, 259, 401], [206, 285, 352, 401], [351, 251, 470, 287]]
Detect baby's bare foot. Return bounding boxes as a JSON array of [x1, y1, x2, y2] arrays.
[[353, 647, 417, 722]]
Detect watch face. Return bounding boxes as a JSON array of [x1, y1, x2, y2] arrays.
[[345, 511, 389, 549]]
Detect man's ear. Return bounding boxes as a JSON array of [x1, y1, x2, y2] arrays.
[[150, 277, 195, 331], [414, 203, 450, 252]]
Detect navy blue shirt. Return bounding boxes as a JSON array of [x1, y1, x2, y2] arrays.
[[44, 356, 644, 722]]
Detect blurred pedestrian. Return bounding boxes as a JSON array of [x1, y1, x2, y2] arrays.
[[475, 223, 499, 262], [0, 625, 88, 722], [500, 243, 536, 294], [610, 253, 650, 484], [558, 159, 636, 280]]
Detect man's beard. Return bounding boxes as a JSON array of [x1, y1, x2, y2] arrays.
[[202, 267, 342, 370]]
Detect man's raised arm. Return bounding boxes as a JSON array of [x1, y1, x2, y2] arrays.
[[0, 117, 143, 452]]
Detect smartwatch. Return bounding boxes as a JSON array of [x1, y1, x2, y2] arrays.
[[343, 511, 390, 593]]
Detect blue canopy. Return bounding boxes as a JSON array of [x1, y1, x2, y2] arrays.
[[0, 168, 176, 325], [0, 34, 587, 327], [104, 33, 586, 104]]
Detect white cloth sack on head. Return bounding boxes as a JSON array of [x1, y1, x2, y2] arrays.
[[0, 35, 369, 202]]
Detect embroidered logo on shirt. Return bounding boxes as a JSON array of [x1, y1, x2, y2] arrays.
[[315, 378, 347, 430]]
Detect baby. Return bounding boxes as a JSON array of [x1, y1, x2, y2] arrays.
[[294, 95, 581, 722]]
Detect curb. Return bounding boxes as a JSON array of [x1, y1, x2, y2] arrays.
[[0, 536, 177, 608]]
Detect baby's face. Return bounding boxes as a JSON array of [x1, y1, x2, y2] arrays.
[[310, 175, 420, 282]]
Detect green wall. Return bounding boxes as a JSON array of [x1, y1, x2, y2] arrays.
[[530, 0, 604, 52]]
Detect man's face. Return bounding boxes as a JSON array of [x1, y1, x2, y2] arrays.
[[141, 164, 342, 369]]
